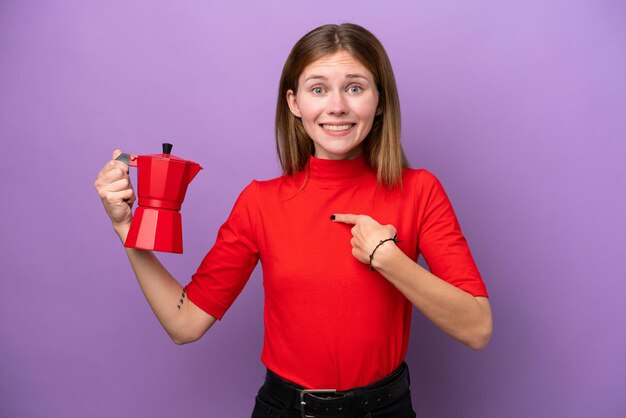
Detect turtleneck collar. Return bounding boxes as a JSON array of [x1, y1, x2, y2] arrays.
[[306, 154, 374, 187]]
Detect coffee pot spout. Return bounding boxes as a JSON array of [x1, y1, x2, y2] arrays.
[[187, 162, 202, 184]]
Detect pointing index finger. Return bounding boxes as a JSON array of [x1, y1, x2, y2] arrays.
[[331, 214, 358, 224]]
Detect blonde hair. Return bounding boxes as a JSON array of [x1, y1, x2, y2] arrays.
[[275, 23, 409, 188]]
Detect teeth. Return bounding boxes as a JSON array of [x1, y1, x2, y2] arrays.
[[322, 124, 353, 131]]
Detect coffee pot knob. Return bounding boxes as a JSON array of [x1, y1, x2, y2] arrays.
[[162, 143, 173, 155]]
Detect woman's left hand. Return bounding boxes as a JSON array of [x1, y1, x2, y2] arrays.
[[331, 214, 398, 267]]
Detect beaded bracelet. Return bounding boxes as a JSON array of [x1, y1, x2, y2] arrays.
[[369, 234, 398, 271], [176, 287, 186, 310]]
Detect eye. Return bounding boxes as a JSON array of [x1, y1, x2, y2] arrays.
[[312, 86, 325, 95], [348, 85, 362, 94]]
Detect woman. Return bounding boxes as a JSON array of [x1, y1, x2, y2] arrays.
[[95, 23, 492, 418]]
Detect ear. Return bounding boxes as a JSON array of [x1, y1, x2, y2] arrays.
[[286, 89, 301, 118]]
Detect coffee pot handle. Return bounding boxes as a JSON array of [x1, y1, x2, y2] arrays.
[[115, 153, 138, 167]]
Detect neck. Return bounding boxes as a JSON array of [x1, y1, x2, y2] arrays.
[[304, 154, 373, 187]]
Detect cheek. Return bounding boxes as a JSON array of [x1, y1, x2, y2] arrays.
[[294, 103, 320, 137], [353, 94, 379, 119], [356, 103, 379, 123], [298, 102, 322, 125]]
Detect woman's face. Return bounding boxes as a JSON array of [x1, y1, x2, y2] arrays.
[[287, 51, 380, 160]]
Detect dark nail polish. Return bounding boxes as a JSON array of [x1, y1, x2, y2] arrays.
[[330, 215, 336, 221]]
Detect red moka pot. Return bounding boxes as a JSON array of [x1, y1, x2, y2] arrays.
[[116, 143, 202, 253]]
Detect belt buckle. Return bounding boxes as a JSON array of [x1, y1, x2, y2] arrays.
[[300, 388, 337, 418]]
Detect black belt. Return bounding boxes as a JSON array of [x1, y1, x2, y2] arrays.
[[260, 362, 410, 418]]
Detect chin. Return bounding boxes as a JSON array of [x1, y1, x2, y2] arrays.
[[315, 142, 364, 160]]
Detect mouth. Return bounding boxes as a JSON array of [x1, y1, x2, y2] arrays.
[[320, 123, 356, 132]]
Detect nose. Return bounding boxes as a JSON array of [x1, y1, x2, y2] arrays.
[[326, 91, 348, 116]]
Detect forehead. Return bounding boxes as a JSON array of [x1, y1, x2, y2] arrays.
[[299, 51, 373, 80]]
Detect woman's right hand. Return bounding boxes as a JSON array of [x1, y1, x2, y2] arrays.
[[94, 149, 136, 235]]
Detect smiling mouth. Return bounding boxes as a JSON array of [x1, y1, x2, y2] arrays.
[[321, 123, 356, 132]]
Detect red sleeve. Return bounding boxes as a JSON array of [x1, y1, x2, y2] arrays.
[[185, 181, 260, 319], [416, 171, 488, 297]]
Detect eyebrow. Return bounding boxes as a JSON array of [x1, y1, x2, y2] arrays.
[[303, 73, 370, 82]]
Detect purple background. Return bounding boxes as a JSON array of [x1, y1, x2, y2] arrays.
[[1, 1, 624, 417]]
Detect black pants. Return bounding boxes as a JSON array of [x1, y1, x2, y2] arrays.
[[251, 363, 417, 418]]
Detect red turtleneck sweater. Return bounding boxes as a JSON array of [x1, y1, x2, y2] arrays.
[[185, 156, 487, 390]]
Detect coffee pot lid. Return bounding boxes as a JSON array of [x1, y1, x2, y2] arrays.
[[141, 143, 191, 163], [115, 143, 201, 170]]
